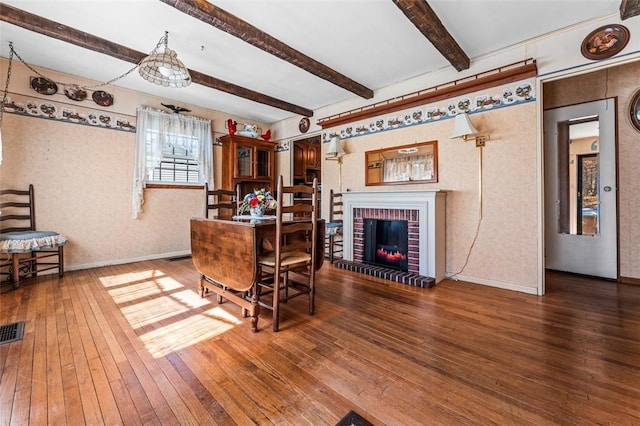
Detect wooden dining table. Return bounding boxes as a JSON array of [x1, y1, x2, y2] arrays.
[[190, 216, 324, 332]]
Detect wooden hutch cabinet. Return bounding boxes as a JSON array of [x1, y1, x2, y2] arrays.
[[306, 142, 321, 169], [293, 136, 321, 184], [220, 134, 276, 199]]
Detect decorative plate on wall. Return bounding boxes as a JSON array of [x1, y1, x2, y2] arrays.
[[92, 90, 114, 107], [30, 77, 58, 95], [630, 89, 640, 132], [581, 24, 630, 60], [64, 84, 87, 102], [299, 117, 310, 133]]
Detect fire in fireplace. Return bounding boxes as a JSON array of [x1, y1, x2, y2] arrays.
[[363, 219, 409, 271]]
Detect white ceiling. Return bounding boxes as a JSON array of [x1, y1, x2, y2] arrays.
[[0, 0, 623, 124]]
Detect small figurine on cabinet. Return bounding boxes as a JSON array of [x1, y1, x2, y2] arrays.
[[227, 119, 237, 135], [261, 129, 271, 141], [237, 123, 258, 138]]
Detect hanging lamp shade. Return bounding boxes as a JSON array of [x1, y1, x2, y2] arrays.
[[138, 32, 191, 88]]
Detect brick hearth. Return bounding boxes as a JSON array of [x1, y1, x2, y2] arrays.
[[334, 260, 435, 288]]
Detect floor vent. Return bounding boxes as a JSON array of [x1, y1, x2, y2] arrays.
[[0, 321, 25, 345], [168, 255, 192, 262]]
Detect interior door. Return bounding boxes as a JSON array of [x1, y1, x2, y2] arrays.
[[544, 99, 617, 279]]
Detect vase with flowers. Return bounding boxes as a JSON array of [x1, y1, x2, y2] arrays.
[[239, 188, 277, 217]]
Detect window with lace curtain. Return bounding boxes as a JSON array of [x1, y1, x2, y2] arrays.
[[132, 107, 213, 218], [144, 128, 201, 183]]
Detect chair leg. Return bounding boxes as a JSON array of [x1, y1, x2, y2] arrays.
[[309, 267, 315, 315], [58, 246, 64, 278], [30, 251, 37, 278], [11, 254, 20, 286], [272, 272, 281, 332], [283, 269, 289, 302], [329, 235, 335, 263]]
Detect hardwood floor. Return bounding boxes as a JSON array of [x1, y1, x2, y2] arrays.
[[1, 260, 639, 425]]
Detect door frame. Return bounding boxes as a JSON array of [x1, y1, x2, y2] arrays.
[[536, 59, 631, 295]]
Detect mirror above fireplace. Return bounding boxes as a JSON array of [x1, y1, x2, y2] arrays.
[[365, 140, 438, 186]]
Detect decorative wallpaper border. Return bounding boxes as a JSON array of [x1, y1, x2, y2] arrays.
[[1, 96, 136, 133], [322, 80, 536, 143], [275, 140, 289, 152], [3, 79, 534, 141]]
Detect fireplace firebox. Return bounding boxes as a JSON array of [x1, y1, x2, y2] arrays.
[[363, 219, 409, 271]]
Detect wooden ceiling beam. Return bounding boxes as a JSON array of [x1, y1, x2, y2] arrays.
[[0, 3, 313, 117], [620, 0, 640, 19], [392, 0, 470, 72], [159, 0, 374, 100]]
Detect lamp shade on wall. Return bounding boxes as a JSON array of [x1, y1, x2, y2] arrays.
[[326, 136, 345, 158], [450, 113, 479, 139]]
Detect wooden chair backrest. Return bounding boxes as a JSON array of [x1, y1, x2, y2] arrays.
[[274, 176, 318, 259], [0, 184, 36, 232], [204, 183, 239, 218], [329, 190, 343, 225]]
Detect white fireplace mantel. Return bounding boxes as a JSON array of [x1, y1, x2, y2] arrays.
[[342, 190, 447, 283]]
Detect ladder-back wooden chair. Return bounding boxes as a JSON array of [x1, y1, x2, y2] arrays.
[[204, 183, 240, 218], [0, 185, 68, 287], [256, 176, 319, 331], [202, 182, 241, 302], [325, 190, 343, 263]]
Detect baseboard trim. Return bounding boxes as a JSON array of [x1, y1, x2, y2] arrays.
[[65, 250, 192, 272], [446, 274, 539, 295], [621, 276, 640, 286]]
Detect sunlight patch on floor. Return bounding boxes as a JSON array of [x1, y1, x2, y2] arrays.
[[140, 307, 240, 358], [119, 289, 209, 328], [106, 277, 185, 304], [99, 269, 168, 288], [99, 268, 240, 357]]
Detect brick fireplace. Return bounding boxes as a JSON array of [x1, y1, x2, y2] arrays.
[[354, 209, 418, 272], [340, 190, 447, 283]]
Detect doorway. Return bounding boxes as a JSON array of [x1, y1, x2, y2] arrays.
[[292, 134, 322, 216], [543, 99, 618, 279]]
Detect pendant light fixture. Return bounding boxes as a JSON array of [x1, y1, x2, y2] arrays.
[[138, 31, 191, 88]]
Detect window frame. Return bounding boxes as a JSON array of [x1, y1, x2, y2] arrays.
[[144, 127, 204, 186]]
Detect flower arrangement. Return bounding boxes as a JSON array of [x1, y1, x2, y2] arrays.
[[239, 188, 277, 214]]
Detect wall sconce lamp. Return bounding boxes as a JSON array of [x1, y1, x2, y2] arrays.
[[138, 31, 191, 88], [450, 113, 490, 147], [450, 113, 492, 218], [325, 136, 346, 161], [325, 136, 346, 191]]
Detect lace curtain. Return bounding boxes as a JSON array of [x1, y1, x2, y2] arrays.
[[132, 106, 213, 218], [382, 154, 433, 182]]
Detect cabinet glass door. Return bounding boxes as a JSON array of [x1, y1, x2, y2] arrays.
[[236, 145, 253, 178], [256, 148, 271, 179]]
